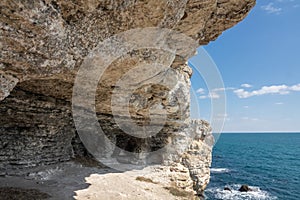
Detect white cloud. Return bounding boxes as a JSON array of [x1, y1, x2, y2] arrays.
[[234, 84, 300, 98], [241, 84, 252, 88], [244, 106, 249, 109], [276, 0, 299, 9], [261, 3, 282, 14], [196, 88, 205, 94], [275, 102, 284, 105], [212, 87, 235, 92], [209, 92, 220, 99], [198, 87, 235, 99], [212, 87, 226, 92], [199, 92, 220, 99], [290, 84, 300, 91]]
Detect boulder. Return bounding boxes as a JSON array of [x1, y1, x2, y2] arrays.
[[239, 184, 252, 192]]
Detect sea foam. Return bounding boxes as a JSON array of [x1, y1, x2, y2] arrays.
[[205, 184, 277, 200], [210, 168, 230, 173]]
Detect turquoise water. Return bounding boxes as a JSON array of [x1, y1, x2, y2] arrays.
[[205, 133, 300, 200]]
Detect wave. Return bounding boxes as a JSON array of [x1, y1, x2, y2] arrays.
[[205, 184, 277, 200], [210, 168, 230, 173]]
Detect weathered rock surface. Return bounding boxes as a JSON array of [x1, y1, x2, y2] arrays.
[[0, 0, 255, 100], [0, 0, 255, 197], [181, 120, 214, 195]]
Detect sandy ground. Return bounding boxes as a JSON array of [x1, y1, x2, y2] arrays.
[[74, 171, 181, 200], [0, 161, 189, 200]]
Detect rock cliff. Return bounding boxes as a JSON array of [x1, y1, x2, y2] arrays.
[[0, 0, 255, 197]]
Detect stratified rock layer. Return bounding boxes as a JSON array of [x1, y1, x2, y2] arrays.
[[0, 0, 255, 100], [0, 0, 255, 195]]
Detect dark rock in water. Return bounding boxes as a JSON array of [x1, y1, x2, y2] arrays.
[[239, 184, 252, 192], [224, 187, 232, 192]]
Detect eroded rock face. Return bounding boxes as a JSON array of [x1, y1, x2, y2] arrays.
[[0, 0, 255, 100], [0, 86, 75, 169], [0, 0, 255, 195], [182, 120, 214, 195]]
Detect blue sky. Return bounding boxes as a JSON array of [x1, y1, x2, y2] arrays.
[[189, 0, 300, 132]]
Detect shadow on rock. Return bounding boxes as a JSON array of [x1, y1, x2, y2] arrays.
[[0, 160, 118, 200]]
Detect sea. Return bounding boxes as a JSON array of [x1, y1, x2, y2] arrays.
[[205, 133, 300, 200]]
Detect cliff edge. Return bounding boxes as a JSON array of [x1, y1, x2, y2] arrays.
[[0, 0, 255, 198]]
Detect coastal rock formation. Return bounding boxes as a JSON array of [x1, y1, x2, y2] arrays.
[[0, 0, 255, 196], [239, 184, 252, 192], [182, 120, 214, 194]]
